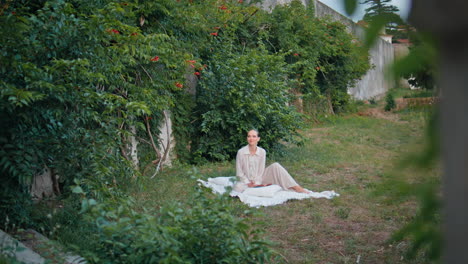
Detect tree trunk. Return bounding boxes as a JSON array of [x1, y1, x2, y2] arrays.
[[129, 125, 139, 170], [30, 166, 55, 200]]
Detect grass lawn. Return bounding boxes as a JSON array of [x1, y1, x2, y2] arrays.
[[133, 97, 439, 264]]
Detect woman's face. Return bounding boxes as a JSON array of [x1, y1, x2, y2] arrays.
[[247, 130, 260, 147]]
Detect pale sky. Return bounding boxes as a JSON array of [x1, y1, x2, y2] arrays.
[[318, 0, 412, 22]]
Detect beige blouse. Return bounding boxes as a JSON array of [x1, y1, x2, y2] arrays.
[[235, 145, 266, 186]]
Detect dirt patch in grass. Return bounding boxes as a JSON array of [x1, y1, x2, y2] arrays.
[[260, 199, 406, 263], [357, 107, 403, 122], [395, 97, 438, 110]]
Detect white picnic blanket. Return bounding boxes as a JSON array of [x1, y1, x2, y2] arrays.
[[197, 177, 340, 208]]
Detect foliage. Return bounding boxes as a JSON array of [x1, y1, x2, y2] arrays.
[[384, 93, 396, 111], [72, 179, 279, 264], [0, 255, 22, 264], [0, 0, 186, 222], [193, 47, 302, 161], [395, 33, 437, 91], [0, 181, 34, 231], [164, 0, 369, 161], [361, 0, 405, 37], [391, 181, 441, 261], [266, 1, 370, 113], [345, 0, 442, 261]]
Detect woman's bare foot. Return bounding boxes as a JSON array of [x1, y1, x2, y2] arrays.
[[290, 185, 310, 194]]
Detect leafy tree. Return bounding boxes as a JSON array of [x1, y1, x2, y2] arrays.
[[267, 1, 370, 113], [401, 33, 437, 91], [0, 0, 186, 222], [361, 0, 405, 36], [193, 47, 302, 161]]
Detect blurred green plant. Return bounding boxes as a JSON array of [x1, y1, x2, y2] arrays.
[[384, 93, 396, 111], [72, 173, 279, 264], [343, 0, 442, 261], [395, 33, 438, 91]]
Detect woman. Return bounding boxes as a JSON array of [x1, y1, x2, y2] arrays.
[[234, 129, 310, 193]]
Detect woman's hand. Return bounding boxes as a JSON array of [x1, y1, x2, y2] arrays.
[[248, 182, 272, 188]]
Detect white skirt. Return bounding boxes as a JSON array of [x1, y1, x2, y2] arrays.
[[234, 162, 299, 192]]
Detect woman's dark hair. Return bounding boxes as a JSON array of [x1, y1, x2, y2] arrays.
[[247, 129, 260, 137]]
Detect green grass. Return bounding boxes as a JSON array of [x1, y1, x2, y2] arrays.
[[121, 101, 439, 263], [402, 90, 435, 98], [28, 92, 439, 263]]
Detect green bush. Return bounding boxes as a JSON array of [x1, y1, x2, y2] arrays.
[[74, 184, 278, 263], [193, 47, 302, 161], [0, 181, 34, 230], [1, 0, 186, 223], [384, 93, 396, 111]]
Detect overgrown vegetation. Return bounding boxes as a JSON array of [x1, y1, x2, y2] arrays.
[[1, 0, 383, 263], [70, 181, 279, 263], [1, 0, 369, 219], [2, 92, 437, 264], [361, 0, 406, 39]]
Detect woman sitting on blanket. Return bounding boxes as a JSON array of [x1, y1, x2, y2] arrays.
[[234, 129, 310, 194]]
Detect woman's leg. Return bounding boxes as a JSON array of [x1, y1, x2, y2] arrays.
[[262, 163, 309, 193], [290, 185, 309, 193]]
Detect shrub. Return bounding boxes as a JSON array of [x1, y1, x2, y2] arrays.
[[384, 93, 396, 111], [0, 0, 186, 222], [74, 184, 279, 263], [193, 47, 302, 161]]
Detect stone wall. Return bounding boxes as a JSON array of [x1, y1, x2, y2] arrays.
[[347, 38, 394, 99], [313, 0, 363, 38], [393, 42, 412, 88], [257, 0, 311, 11]]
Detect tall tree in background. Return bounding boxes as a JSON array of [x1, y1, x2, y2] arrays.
[[361, 0, 405, 37]]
